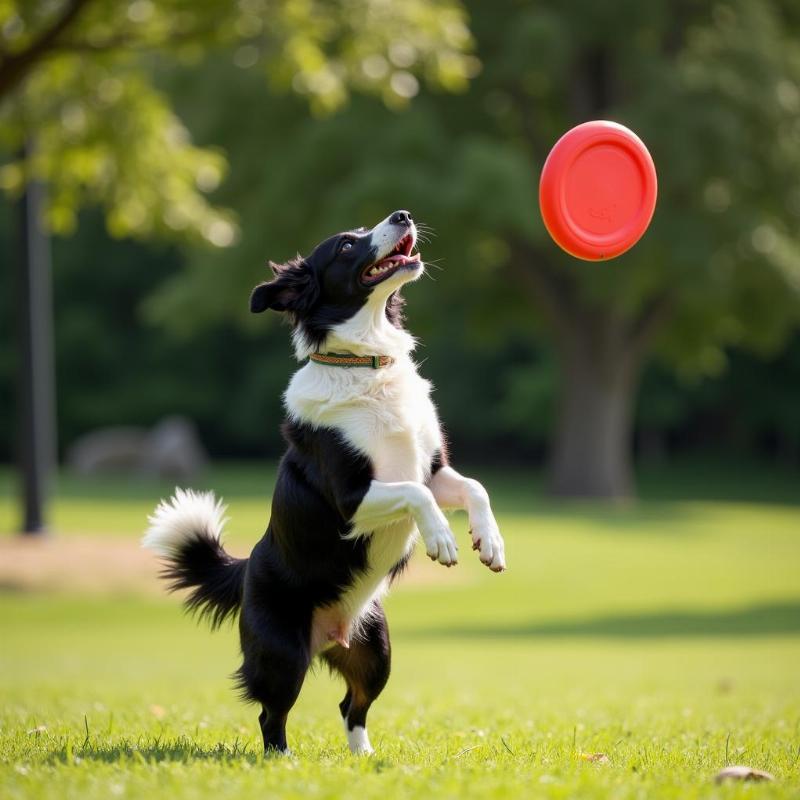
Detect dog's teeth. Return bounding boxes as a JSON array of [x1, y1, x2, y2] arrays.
[[366, 260, 399, 281]]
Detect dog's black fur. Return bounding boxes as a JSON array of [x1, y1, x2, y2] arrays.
[[157, 211, 446, 753], [250, 220, 407, 350]]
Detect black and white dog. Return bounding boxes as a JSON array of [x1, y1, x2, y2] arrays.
[[143, 210, 506, 755]]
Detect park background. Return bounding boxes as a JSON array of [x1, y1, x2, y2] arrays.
[[1, 2, 799, 798]]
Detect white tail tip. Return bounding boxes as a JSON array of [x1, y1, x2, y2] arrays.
[[142, 488, 227, 557]]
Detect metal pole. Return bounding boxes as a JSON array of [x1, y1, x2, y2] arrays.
[[15, 140, 56, 534]]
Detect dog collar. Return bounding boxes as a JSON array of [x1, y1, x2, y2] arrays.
[[309, 352, 395, 369]]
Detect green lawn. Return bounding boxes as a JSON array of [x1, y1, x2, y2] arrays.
[[1, 462, 799, 798]]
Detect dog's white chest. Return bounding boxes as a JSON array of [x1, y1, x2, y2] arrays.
[[348, 379, 437, 484], [287, 358, 441, 649], [285, 359, 441, 484]]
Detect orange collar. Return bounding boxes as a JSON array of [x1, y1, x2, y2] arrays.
[[309, 352, 394, 369]]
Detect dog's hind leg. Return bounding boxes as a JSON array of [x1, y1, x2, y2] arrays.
[[322, 601, 391, 754], [252, 656, 306, 753], [238, 616, 310, 754]]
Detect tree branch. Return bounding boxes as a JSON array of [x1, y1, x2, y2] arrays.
[[627, 291, 674, 360], [508, 239, 673, 370], [507, 85, 551, 165], [0, 0, 94, 99], [506, 240, 579, 342], [53, 22, 227, 55], [661, 0, 693, 58]]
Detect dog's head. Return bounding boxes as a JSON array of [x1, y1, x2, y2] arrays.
[[250, 210, 423, 350]]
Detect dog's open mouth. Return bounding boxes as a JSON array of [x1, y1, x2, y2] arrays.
[[360, 233, 421, 287]]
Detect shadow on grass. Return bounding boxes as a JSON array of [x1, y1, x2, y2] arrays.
[[491, 500, 698, 534], [47, 735, 262, 766], [408, 600, 800, 640], [474, 455, 800, 511]]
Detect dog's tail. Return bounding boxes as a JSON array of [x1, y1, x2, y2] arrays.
[[142, 489, 247, 629]]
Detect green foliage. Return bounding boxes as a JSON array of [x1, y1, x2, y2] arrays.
[[0, 0, 474, 241], [0, 56, 234, 243], [123, 0, 800, 481], [3, 1, 800, 469], [150, 0, 800, 375], [50, 213, 293, 457]]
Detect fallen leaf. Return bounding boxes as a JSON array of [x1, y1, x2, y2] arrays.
[[149, 704, 165, 719], [715, 766, 774, 783], [580, 752, 609, 764]]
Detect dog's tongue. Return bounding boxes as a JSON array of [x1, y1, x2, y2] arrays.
[[379, 253, 420, 267]]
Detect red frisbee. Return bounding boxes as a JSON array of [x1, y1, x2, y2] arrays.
[[539, 121, 657, 261]]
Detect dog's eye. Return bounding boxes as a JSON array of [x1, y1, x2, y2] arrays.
[[340, 240, 353, 253]]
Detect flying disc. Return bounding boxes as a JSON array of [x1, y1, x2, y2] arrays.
[[539, 121, 657, 261]]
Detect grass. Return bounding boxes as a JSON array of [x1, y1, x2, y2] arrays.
[[1, 460, 799, 798]]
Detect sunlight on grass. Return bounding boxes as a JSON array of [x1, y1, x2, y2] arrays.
[[1, 463, 799, 798]]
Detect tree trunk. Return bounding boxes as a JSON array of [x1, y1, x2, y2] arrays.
[[16, 140, 57, 533], [507, 250, 671, 500], [548, 319, 640, 500]]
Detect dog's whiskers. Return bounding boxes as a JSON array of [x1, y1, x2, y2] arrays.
[[415, 222, 436, 238], [423, 258, 444, 272]]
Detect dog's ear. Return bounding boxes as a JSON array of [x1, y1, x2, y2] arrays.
[[250, 259, 318, 314], [249, 280, 290, 313]]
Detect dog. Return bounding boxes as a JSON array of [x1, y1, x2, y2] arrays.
[[143, 210, 506, 755]]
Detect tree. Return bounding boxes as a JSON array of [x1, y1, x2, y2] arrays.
[[476, 0, 800, 498], [0, 0, 475, 241], [0, 0, 476, 533], [148, 0, 800, 498]]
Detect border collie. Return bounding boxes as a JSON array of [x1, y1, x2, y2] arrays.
[[143, 210, 506, 755]]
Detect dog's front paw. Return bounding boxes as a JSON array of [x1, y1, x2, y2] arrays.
[[420, 516, 459, 567], [469, 514, 506, 572]]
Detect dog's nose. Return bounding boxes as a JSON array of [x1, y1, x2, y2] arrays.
[[389, 210, 413, 227]]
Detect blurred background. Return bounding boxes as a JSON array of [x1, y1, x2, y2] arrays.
[[2, 0, 800, 521], [1, 3, 799, 792]]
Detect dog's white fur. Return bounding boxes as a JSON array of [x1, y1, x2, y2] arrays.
[[344, 722, 373, 755], [144, 215, 506, 756], [286, 295, 439, 647], [143, 488, 227, 556], [285, 216, 505, 687], [429, 466, 505, 570]]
